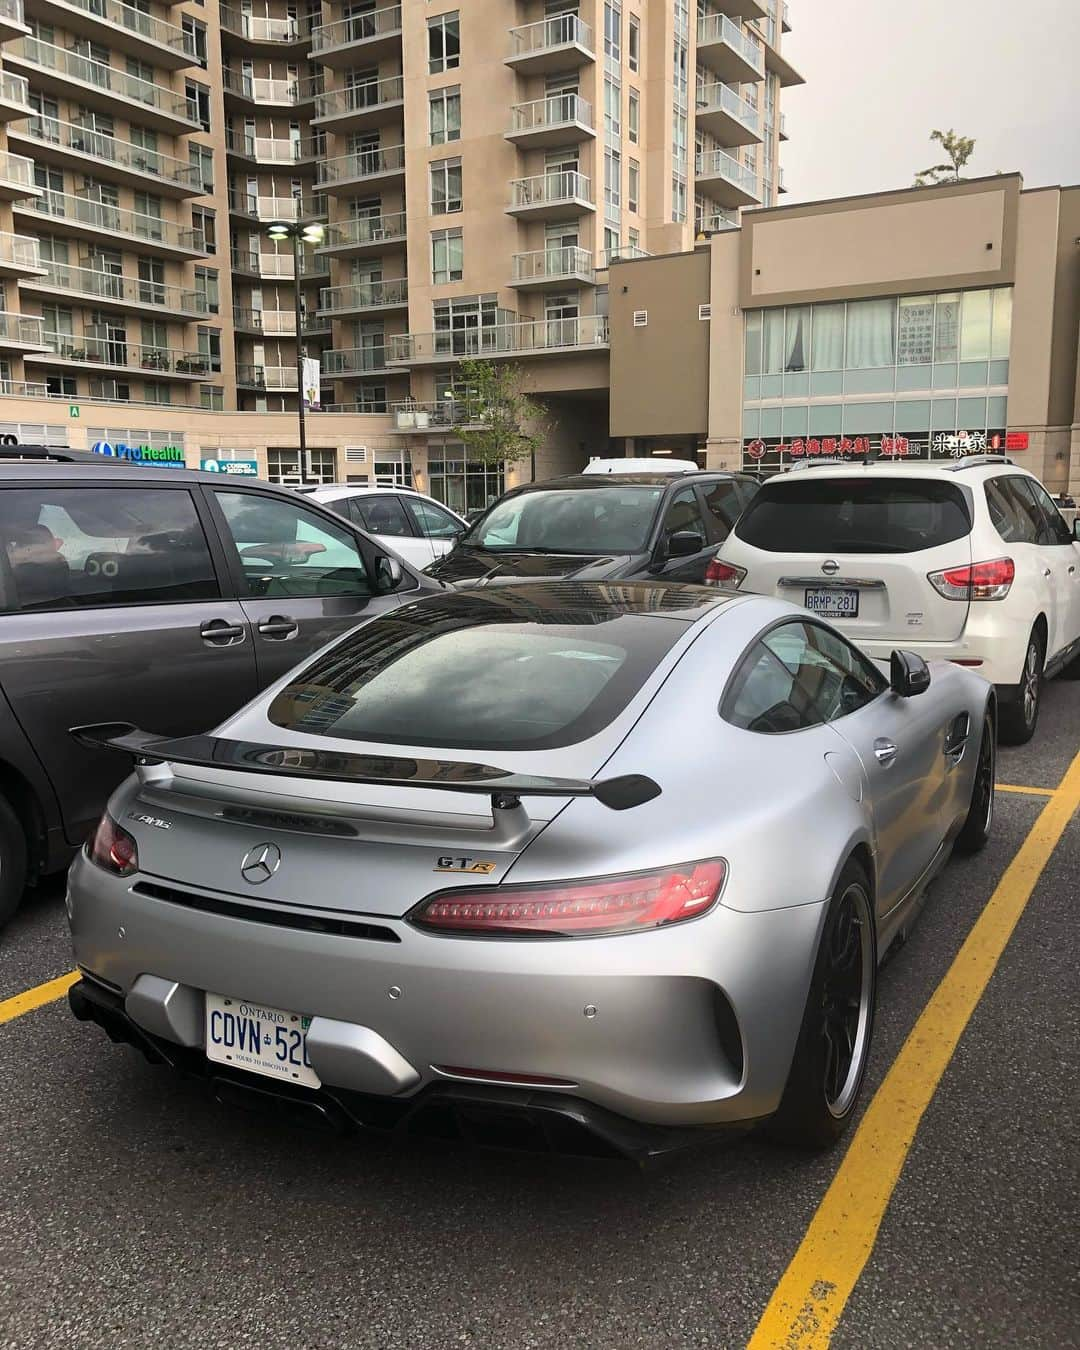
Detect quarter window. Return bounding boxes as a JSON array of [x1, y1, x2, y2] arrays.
[[213, 491, 369, 598], [699, 480, 743, 542]]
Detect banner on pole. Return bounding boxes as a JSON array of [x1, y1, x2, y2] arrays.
[[302, 357, 321, 411]]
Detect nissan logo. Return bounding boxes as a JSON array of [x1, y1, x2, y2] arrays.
[[240, 842, 282, 884], [821, 559, 840, 576]]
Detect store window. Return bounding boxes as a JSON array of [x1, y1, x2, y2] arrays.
[[427, 445, 504, 515], [266, 448, 337, 485]]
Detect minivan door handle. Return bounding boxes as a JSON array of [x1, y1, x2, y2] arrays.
[[200, 619, 246, 646], [257, 615, 299, 640], [873, 738, 898, 767]]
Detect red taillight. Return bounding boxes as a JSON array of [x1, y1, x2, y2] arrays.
[[928, 556, 1015, 601], [411, 859, 727, 938], [87, 813, 139, 877], [705, 557, 746, 588]]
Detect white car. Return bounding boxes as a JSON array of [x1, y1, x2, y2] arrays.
[[302, 484, 467, 571], [709, 455, 1080, 744]]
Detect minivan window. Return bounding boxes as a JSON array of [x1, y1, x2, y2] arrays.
[[351, 494, 411, 537], [466, 486, 664, 553], [734, 478, 971, 554], [214, 491, 369, 598], [0, 487, 218, 612]]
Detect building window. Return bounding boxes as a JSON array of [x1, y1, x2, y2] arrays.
[[604, 146, 621, 213], [628, 226, 640, 251], [356, 384, 388, 413], [428, 12, 460, 74], [604, 226, 620, 260], [185, 79, 211, 132], [430, 157, 462, 214], [628, 157, 639, 212], [197, 326, 222, 373], [604, 1, 621, 61], [46, 375, 78, 398], [267, 448, 337, 485], [182, 14, 208, 66], [432, 228, 464, 284], [429, 86, 461, 145], [628, 13, 640, 71], [143, 381, 172, 405], [189, 143, 214, 193], [604, 76, 621, 136], [628, 88, 639, 143], [427, 446, 504, 515], [192, 207, 216, 254], [194, 266, 219, 314], [200, 385, 224, 410]]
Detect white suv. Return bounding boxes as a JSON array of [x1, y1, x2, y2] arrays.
[[710, 456, 1080, 744]]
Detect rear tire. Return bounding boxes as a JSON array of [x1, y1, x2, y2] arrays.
[[955, 713, 995, 854], [0, 793, 28, 928], [999, 629, 1044, 745], [768, 861, 877, 1150]]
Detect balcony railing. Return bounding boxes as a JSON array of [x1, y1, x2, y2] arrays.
[[508, 93, 593, 136], [38, 333, 209, 374], [9, 38, 193, 120], [236, 364, 299, 389], [25, 261, 206, 315], [222, 68, 322, 104], [310, 4, 401, 55], [314, 75, 404, 120], [389, 315, 610, 363], [228, 190, 325, 221], [695, 82, 761, 135], [322, 347, 390, 375], [510, 246, 595, 285], [315, 144, 405, 186], [0, 149, 33, 189], [698, 207, 739, 233], [0, 310, 45, 344], [0, 381, 49, 398], [57, 0, 195, 58], [232, 307, 298, 334], [696, 12, 765, 72], [251, 250, 329, 278], [0, 230, 40, 269], [318, 279, 408, 313], [224, 129, 318, 163], [695, 148, 758, 195], [219, 6, 314, 42], [601, 245, 652, 265], [30, 189, 205, 251], [0, 69, 30, 109], [508, 13, 593, 59], [16, 115, 203, 190], [319, 212, 407, 250], [391, 399, 486, 431], [509, 170, 593, 211]]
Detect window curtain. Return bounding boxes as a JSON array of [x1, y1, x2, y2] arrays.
[[844, 298, 896, 369], [784, 306, 809, 371], [811, 303, 845, 370]]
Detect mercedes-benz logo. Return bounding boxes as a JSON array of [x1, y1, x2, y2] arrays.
[[821, 559, 840, 576], [240, 842, 281, 885]]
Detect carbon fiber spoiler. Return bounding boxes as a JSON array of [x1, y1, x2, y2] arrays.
[[70, 722, 661, 812]]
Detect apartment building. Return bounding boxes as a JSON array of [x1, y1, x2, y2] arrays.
[[0, 0, 799, 503]]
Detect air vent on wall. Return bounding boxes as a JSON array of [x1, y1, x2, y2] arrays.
[[633, 310, 648, 327], [345, 446, 367, 462], [698, 304, 711, 321]]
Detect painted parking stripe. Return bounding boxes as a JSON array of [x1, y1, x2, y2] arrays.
[[995, 782, 1055, 797], [747, 746, 1080, 1349], [0, 970, 79, 1026]]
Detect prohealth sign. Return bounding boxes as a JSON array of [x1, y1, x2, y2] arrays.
[[91, 440, 187, 469]]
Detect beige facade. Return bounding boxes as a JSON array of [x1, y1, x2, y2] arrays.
[[0, 0, 798, 503], [609, 175, 1080, 493]]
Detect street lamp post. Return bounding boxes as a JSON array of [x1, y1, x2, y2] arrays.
[[267, 218, 325, 479]]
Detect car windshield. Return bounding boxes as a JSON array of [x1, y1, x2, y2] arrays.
[[734, 478, 971, 554], [267, 592, 688, 750], [465, 486, 665, 554]]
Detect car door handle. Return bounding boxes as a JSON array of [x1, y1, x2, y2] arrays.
[[200, 619, 245, 646], [1069, 565, 1076, 575], [1042, 567, 1052, 577], [873, 738, 898, 767], [257, 615, 299, 639]]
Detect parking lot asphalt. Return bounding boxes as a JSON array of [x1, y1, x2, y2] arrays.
[[1, 680, 1078, 1350]]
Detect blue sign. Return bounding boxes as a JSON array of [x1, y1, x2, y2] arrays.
[[200, 458, 260, 476], [91, 440, 187, 470]]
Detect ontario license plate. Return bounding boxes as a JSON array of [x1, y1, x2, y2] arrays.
[[804, 587, 859, 619], [205, 993, 321, 1089]]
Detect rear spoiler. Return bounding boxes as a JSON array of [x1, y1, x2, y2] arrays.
[[70, 723, 661, 812]]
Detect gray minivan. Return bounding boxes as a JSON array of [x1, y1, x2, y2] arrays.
[[0, 449, 441, 924]]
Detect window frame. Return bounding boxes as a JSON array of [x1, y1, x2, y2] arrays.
[[428, 11, 461, 75]]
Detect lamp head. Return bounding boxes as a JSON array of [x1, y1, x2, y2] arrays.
[[301, 222, 326, 245], [267, 222, 291, 242]]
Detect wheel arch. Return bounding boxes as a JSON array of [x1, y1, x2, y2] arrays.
[[0, 756, 47, 884]]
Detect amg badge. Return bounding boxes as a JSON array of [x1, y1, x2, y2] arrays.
[[435, 856, 497, 874], [128, 812, 172, 830]]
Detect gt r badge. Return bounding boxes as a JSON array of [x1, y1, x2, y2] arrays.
[[128, 812, 172, 830], [435, 856, 497, 874]]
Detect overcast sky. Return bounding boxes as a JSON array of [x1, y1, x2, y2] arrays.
[[781, 0, 1080, 203]]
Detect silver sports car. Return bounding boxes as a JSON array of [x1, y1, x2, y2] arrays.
[[66, 581, 995, 1157]]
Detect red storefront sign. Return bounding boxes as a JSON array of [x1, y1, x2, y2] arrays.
[[1005, 431, 1029, 451]]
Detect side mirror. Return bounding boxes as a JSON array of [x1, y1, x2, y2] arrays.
[[374, 554, 405, 592], [890, 649, 931, 698], [666, 530, 705, 559], [1072, 517, 1080, 543]]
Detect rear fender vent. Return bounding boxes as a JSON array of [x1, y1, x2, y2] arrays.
[[133, 882, 400, 943]]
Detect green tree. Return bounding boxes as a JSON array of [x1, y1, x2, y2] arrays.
[[455, 357, 551, 472], [915, 129, 976, 186]]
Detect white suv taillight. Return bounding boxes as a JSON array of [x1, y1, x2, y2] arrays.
[[704, 557, 746, 588], [927, 557, 1015, 601]]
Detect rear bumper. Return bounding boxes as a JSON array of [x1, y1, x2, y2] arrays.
[[66, 851, 829, 1132], [858, 627, 1023, 687]]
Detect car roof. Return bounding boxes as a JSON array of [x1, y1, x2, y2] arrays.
[[518, 470, 751, 492], [760, 458, 1036, 486], [307, 484, 427, 499], [395, 578, 744, 624], [0, 461, 287, 486]]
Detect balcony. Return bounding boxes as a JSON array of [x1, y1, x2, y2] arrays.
[[0, 310, 46, 350], [313, 76, 404, 130], [509, 246, 596, 292], [506, 93, 594, 148], [236, 364, 298, 390], [388, 315, 610, 366], [20, 262, 208, 319], [224, 129, 319, 167], [0, 0, 29, 43], [19, 190, 207, 259], [762, 39, 804, 87], [698, 0, 766, 19], [391, 399, 485, 433], [0, 69, 31, 120], [6, 39, 197, 132], [697, 205, 739, 234], [694, 148, 760, 208], [315, 144, 405, 192], [232, 248, 328, 280], [0, 150, 37, 200], [31, 0, 196, 69], [778, 110, 788, 141], [0, 230, 43, 277], [10, 116, 204, 196], [232, 306, 327, 335], [219, 5, 313, 49], [695, 83, 762, 147], [507, 170, 594, 222], [317, 212, 407, 257], [0, 379, 49, 397], [227, 190, 326, 223], [222, 68, 322, 109], [317, 278, 408, 317], [321, 346, 391, 377], [310, 4, 402, 67], [695, 13, 765, 83], [27, 335, 211, 378], [506, 14, 594, 74], [783, 2, 791, 32]]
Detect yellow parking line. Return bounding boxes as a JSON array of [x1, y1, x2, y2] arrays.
[[747, 746, 1080, 1350], [0, 970, 79, 1026], [995, 782, 1054, 797]]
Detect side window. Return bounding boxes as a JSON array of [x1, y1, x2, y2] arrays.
[[723, 621, 885, 734], [660, 486, 707, 544], [737, 478, 760, 510], [1023, 478, 1074, 546], [985, 478, 1025, 543], [1001, 477, 1044, 544], [404, 496, 462, 539], [214, 491, 369, 599], [698, 480, 744, 543], [1, 486, 218, 612], [351, 494, 412, 537]]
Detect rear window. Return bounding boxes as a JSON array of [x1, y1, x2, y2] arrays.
[[268, 597, 687, 751], [466, 486, 664, 554], [734, 478, 971, 554]]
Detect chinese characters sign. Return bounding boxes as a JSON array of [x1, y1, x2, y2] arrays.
[[743, 429, 1017, 470]]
